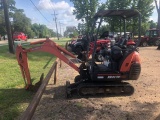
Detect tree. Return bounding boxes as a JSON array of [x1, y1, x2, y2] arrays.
[[98, 25, 110, 36], [2, 0, 15, 54], [104, 0, 154, 35], [31, 23, 57, 38], [78, 23, 86, 34], [0, 0, 56, 40], [149, 20, 157, 28], [155, 0, 160, 29], [13, 10, 32, 34], [102, 0, 132, 32], [70, 0, 99, 33], [132, 0, 154, 35], [0, 0, 16, 36]]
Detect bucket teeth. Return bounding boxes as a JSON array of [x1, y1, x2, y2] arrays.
[[26, 73, 44, 92]]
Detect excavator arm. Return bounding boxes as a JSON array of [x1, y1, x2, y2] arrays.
[[16, 38, 80, 90]]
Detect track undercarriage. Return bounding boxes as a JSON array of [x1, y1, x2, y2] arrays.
[[66, 80, 134, 98]]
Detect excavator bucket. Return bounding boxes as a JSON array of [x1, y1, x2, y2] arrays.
[[32, 73, 44, 92], [16, 44, 44, 92], [16, 38, 79, 92], [23, 73, 44, 92]]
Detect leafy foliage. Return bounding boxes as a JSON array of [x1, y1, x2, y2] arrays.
[[98, 0, 155, 35], [0, 0, 56, 39], [64, 26, 79, 37], [70, 0, 99, 33], [149, 20, 157, 29]]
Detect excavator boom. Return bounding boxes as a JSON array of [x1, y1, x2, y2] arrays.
[[16, 38, 80, 89]]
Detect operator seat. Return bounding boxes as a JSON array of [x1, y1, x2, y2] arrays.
[[93, 45, 123, 72], [93, 38, 127, 72], [110, 38, 130, 71]]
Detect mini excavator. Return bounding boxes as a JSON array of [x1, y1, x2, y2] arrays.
[[16, 9, 141, 98]]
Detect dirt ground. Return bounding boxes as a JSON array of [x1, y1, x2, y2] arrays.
[[32, 46, 160, 120]]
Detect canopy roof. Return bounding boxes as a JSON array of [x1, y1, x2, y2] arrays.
[[94, 9, 140, 19]]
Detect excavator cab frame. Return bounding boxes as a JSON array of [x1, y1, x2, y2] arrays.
[[89, 9, 141, 77]]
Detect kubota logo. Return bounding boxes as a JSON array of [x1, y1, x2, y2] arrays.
[[107, 76, 120, 78]]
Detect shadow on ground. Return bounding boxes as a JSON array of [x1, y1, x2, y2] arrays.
[[32, 84, 160, 120], [0, 88, 35, 120]]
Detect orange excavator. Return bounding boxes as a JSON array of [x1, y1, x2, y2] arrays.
[[16, 9, 141, 98]]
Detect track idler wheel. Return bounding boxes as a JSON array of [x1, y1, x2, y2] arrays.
[[123, 85, 134, 95]]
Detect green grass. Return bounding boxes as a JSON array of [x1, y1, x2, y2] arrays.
[[0, 38, 71, 120], [53, 38, 71, 46]]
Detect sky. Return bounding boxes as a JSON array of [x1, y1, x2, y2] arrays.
[[15, 0, 158, 33]]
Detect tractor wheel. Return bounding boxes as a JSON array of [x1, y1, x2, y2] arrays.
[[74, 75, 82, 83], [65, 41, 69, 50], [75, 46, 83, 54], [154, 40, 160, 46], [142, 42, 148, 47]]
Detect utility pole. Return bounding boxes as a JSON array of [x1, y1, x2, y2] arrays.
[[62, 28, 64, 37], [59, 22, 61, 37], [59, 22, 66, 37], [2, 0, 14, 54], [52, 11, 59, 40]]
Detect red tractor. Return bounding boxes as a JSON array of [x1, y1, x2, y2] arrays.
[[140, 28, 160, 47], [13, 32, 27, 41], [66, 35, 111, 61], [16, 9, 141, 98]]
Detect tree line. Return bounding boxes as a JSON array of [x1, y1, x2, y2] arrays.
[[71, 0, 157, 36], [0, 0, 158, 39], [0, 0, 57, 39]]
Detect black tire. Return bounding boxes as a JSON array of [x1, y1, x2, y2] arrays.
[[65, 41, 69, 50], [154, 40, 160, 46], [74, 75, 82, 83], [65, 40, 73, 52], [75, 46, 83, 54], [142, 41, 148, 47]]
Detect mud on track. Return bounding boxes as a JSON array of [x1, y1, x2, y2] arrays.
[[32, 46, 160, 120]]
